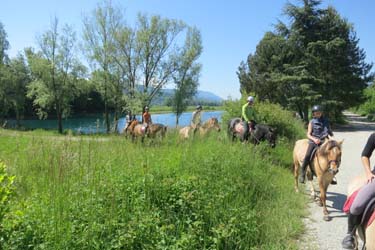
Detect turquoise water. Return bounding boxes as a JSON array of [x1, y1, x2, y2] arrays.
[[8, 111, 223, 134]]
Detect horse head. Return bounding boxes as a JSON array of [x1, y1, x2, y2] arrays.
[[265, 127, 277, 148], [319, 139, 343, 175], [203, 118, 221, 132], [127, 119, 139, 134]]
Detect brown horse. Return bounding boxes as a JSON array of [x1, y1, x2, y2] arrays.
[[125, 120, 167, 142], [148, 123, 167, 139], [346, 175, 375, 249], [293, 139, 343, 221], [179, 117, 221, 139]]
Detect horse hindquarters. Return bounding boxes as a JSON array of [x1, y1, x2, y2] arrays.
[[366, 223, 375, 250]]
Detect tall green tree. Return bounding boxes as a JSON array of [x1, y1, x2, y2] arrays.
[[82, 0, 123, 133], [26, 17, 86, 133], [239, 0, 373, 122], [0, 21, 10, 121], [136, 14, 186, 106], [170, 27, 202, 126], [1, 54, 30, 126], [0, 21, 9, 65]]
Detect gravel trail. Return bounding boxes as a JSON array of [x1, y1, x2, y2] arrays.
[[299, 112, 375, 250]]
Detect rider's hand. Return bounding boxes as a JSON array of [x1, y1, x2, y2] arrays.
[[314, 138, 321, 145], [366, 172, 375, 183]]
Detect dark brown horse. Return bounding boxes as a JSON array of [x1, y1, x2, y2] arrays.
[[293, 139, 343, 221], [227, 118, 277, 147]]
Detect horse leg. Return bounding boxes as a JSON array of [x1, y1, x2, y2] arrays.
[[293, 160, 300, 193], [318, 178, 330, 221]]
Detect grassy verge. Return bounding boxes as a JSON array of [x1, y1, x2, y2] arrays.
[[0, 123, 305, 249]]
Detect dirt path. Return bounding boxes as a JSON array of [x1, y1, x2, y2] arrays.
[[299, 112, 375, 250]]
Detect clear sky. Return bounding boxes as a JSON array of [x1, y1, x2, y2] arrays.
[[1, 0, 374, 99]]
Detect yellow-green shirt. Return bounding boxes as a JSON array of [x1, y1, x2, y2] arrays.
[[242, 103, 257, 122]]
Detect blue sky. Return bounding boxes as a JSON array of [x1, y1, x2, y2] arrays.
[[1, 0, 374, 99]]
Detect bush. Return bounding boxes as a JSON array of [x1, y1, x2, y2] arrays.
[[222, 97, 305, 141]]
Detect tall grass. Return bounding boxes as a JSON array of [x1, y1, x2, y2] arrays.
[[0, 127, 306, 250]]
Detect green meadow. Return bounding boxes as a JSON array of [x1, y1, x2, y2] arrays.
[[0, 103, 307, 250]]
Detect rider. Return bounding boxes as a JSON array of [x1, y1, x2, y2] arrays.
[[191, 105, 202, 134], [299, 105, 334, 184], [124, 110, 133, 132], [142, 106, 152, 134], [341, 133, 375, 249], [242, 96, 257, 141]]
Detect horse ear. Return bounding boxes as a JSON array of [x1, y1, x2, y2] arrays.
[[337, 139, 344, 146]]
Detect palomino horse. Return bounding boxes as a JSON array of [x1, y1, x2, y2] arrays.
[[227, 118, 277, 147], [345, 175, 375, 249], [293, 139, 343, 221], [179, 117, 221, 139]]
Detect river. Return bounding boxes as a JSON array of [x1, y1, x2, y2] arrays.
[[8, 111, 223, 134]]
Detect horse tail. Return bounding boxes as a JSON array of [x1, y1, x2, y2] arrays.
[[162, 126, 167, 137]]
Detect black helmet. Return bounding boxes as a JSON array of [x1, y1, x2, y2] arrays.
[[312, 105, 322, 113], [145, 106, 149, 111], [196, 105, 202, 110]]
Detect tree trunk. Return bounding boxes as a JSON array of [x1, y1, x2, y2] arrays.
[[114, 110, 119, 133], [57, 109, 63, 134], [104, 100, 110, 133], [175, 115, 179, 128]]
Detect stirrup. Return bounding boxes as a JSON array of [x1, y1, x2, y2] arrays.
[[298, 173, 306, 184], [341, 234, 356, 249]]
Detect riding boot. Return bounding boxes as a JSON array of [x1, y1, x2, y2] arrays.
[[341, 213, 361, 249], [298, 159, 309, 184]]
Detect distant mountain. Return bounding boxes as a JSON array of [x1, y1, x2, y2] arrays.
[[151, 88, 223, 106]]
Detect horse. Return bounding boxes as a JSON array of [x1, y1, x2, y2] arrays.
[[345, 175, 375, 249], [179, 117, 221, 139], [125, 120, 167, 142], [148, 123, 167, 139], [124, 119, 143, 141], [227, 118, 277, 147], [293, 139, 343, 221]]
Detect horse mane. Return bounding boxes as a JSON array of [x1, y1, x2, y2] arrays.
[[128, 119, 139, 131], [201, 117, 218, 129], [319, 140, 341, 156]]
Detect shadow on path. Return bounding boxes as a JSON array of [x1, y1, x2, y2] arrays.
[[334, 112, 375, 132], [326, 191, 347, 211]]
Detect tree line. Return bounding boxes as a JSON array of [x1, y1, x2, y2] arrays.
[[0, 1, 202, 133], [238, 0, 374, 123]]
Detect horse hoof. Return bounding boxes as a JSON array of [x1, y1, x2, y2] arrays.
[[315, 200, 323, 207], [323, 215, 331, 221]]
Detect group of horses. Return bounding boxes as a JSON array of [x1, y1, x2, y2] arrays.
[[122, 116, 277, 147], [123, 115, 373, 248], [293, 138, 375, 249]]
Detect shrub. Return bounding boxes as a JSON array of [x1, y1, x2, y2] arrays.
[[222, 97, 305, 141]]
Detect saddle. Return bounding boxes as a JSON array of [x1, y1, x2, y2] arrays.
[[343, 189, 375, 229]]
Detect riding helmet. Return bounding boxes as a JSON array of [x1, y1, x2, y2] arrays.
[[311, 105, 322, 113], [196, 105, 202, 110], [247, 96, 254, 103]]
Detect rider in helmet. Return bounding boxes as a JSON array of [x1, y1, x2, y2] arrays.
[[142, 106, 152, 134], [191, 105, 203, 134], [299, 105, 334, 183], [242, 96, 257, 141], [342, 133, 375, 249]]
